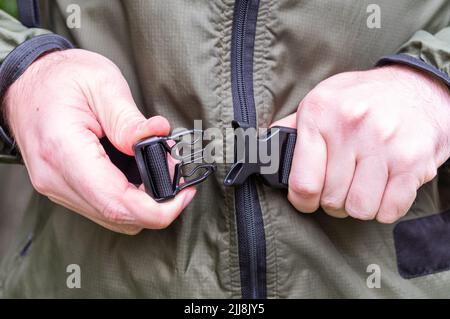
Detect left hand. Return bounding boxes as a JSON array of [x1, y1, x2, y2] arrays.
[[273, 65, 450, 223]]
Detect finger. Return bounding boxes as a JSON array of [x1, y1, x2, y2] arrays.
[[89, 74, 170, 155], [271, 113, 297, 128], [62, 130, 195, 230], [288, 114, 327, 213], [345, 156, 388, 220], [320, 147, 355, 218], [376, 174, 418, 224], [35, 165, 144, 235], [48, 194, 143, 235], [122, 187, 197, 229]]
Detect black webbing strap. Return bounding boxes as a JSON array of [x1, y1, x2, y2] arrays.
[[144, 143, 173, 199], [17, 0, 40, 27], [280, 132, 296, 187]]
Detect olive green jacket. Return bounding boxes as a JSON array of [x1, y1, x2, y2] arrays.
[[1, 0, 450, 298]]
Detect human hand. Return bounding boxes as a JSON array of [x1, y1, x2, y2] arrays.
[[273, 65, 450, 223], [4, 49, 196, 234]]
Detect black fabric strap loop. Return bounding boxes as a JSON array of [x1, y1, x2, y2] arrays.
[[280, 132, 296, 186], [145, 143, 173, 199]]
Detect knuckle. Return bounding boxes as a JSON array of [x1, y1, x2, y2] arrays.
[[321, 197, 343, 212], [148, 200, 187, 230], [324, 209, 348, 218], [345, 194, 376, 220], [369, 118, 394, 143], [307, 85, 334, 105], [424, 165, 438, 183], [289, 179, 322, 199], [29, 173, 50, 195], [153, 220, 171, 230], [338, 100, 370, 130], [395, 147, 425, 169], [119, 226, 143, 236], [287, 195, 318, 213], [150, 211, 174, 230], [399, 151, 418, 167], [101, 201, 132, 224], [299, 90, 329, 117], [376, 211, 401, 224]]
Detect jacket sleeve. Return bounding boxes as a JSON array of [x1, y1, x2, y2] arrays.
[[377, 27, 450, 87], [0, 9, 72, 163]]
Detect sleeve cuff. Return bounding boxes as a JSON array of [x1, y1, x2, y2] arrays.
[[0, 33, 73, 161], [376, 53, 450, 87], [0, 33, 73, 98]]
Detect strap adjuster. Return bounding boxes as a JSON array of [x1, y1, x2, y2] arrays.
[[134, 129, 216, 202]]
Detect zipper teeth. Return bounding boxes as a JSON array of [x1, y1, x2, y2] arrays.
[[237, 0, 257, 294], [244, 182, 258, 298], [233, 0, 264, 299], [236, 1, 249, 122]]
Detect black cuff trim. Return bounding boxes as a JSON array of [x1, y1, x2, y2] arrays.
[[376, 53, 450, 87], [0, 34, 73, 98]]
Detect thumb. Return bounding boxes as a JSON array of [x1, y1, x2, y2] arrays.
[[270, 113, 297, 128], [87, 75, 170, 155], [113, 112, 170, 156]]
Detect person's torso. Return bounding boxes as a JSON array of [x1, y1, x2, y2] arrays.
[[1, 0, 450, 298]]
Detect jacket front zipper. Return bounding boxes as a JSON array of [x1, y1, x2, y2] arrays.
[[231, 0, 266, 299]]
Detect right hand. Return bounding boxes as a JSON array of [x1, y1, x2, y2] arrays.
[[4, 49, 196, 235]]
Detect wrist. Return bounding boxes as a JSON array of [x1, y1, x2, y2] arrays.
[[411, 66, 450, 164], [0, 34, 73, 161], [380, 64, 450, 164]]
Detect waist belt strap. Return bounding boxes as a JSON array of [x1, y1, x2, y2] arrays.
[[279, 132, 297, 186]]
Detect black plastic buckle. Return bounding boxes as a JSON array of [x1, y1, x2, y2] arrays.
[[134, 129, 216, 202], [224, 121, 297, 188]]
